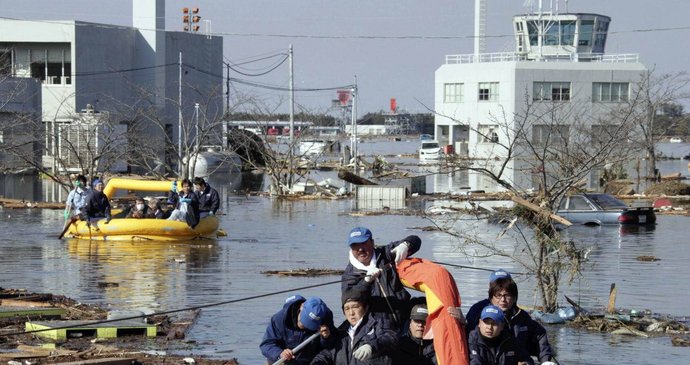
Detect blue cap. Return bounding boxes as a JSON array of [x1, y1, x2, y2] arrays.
[[347, 227, 372, 245], [480, 305, 505, 322], [300, 297, 328, 331], [92, 179, 103, 187], [489, 269, 511, 282]]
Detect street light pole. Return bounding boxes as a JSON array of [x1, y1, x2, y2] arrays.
[[178, 51, 183, 177]]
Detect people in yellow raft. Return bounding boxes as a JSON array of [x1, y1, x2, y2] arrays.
[[465, 269, 554, 364], [79, 179, 111, 228], [310, 287, 397, 365], [341, 226, 421, 330], [468, 305, 533, 365]]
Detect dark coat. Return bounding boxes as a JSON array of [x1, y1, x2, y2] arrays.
[[80, 190, 111, 221], [260, 295, 335, 365], [468, 327, 534, 365], [390, 327, 436, 365], [466, 299, 552, 363], [197, 184, 220, 214], [341, 235, 421, 329], [310, 312, 397, 365], [176, 191, 200, 228]]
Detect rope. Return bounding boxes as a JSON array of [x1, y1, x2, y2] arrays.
[[0, 262, 524, 337]]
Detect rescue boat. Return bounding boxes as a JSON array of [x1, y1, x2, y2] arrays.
[[64, 178, 222, 241]]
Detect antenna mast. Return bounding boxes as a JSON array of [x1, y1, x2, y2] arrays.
[[474, 0, 487, 56]]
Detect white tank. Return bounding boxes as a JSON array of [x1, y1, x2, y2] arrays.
[[190, 149, 242, 178]]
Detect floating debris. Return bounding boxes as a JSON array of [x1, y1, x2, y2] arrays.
[[261, 268, 344, 277], [636, 255, 661, 262]]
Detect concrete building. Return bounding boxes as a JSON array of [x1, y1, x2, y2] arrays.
[[0, 0, 223, 174], [434, 6, 646, 191]]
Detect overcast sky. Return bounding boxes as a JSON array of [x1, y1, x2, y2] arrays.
[[2, 0, 688, 115]]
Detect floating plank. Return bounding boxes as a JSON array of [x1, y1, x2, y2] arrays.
[[0, 306, 66, 319], [607, 283, 617, 314], [26, 319, 156, 341], [52, 357, 136, 365]]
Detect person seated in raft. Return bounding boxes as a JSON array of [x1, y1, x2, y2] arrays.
[[465, 269, 554, 364], [341, 226, 422, 330], [144, 198, 165, 219], [468, 305, 533, 365], [391, 303, 437, 365], [310, 287, 398, 365], [64, 174, 89, 220], [126, 197, 149, 218], [166, 178, 199, 228], [260, 295, 335, 365], [193, 177, 220, 218], [80, 179, 111, 228]]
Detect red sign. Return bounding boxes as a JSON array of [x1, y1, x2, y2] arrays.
[[337, 90, 351, 106]]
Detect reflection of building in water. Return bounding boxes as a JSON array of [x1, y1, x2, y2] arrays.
[[434, 1, 646, 191], [66, 240, 219, 310]]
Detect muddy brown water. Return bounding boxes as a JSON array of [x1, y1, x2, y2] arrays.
[[1, 140, 689, 364]]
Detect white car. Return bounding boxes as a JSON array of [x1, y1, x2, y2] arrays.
[[419, 140, 442, 161]]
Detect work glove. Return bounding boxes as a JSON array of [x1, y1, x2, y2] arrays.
[[391, 242, 409, 265], [353, 344, 372, 361], [63, 210, 70, 221], [364, 267, 382, 283], [209, 211, 215, 216]]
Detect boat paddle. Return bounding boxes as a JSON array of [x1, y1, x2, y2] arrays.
[[271, 332, 320, 365], [58, 216, 78, 239]]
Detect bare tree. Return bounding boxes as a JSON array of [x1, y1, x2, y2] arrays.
[[430, 92, 639, 311]]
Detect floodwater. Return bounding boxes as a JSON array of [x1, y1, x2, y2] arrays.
[[0, 139, 689, 364]]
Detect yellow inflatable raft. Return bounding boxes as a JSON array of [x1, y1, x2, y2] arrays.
[[65, 178, 222, 241]]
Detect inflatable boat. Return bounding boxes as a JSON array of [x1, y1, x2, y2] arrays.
[[64, 178, 222, 241]]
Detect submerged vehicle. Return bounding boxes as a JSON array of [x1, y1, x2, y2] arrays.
[[63, 178, 222, 241], [419, 140, 442, 161], [555, 193, 655, 226]]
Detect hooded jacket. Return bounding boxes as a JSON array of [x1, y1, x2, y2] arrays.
[[260, 295, 335, 365]]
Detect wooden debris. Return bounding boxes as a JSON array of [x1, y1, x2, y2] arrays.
[[165, 309, 201, 340], [672, 336, 690, 347], [510, 195, 572, 226], [261, 268, 344, 277], [337, 169, 377, 185], [607, 283, 617, 314], [636, 255, 661, 262]]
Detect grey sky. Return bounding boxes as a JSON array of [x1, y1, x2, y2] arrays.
[[2, 0, 688, 115]]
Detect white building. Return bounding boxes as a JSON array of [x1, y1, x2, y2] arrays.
[[0, 0, 223, 174], [434, 9, 646, 191]]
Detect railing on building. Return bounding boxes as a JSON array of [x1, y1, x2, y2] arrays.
[[445, 52, 639, 64]]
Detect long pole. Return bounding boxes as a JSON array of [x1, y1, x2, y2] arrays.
[[178, 51, 183, 177], [288, 44, 294, 190], [271, 332, 319, 365], [351, 76, 358, 173]]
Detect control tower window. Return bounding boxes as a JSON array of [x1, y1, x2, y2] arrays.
[[478, 82, 499, 102], [533, 82, 571, 101], [592, 82, 629, 103], [579, 20, 594, 46]]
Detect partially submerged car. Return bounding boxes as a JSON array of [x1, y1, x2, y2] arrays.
[[419, 140, 442, 161], [555, 193, 656, 226]]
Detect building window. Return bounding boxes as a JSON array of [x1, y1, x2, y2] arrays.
[[444, 83, 463, 103], [478, 124, 499, 143], [532, 124, 570, 145], [478, 82, 499, 101], [592, 82, 629, 102], [533, 82, 571, 101]]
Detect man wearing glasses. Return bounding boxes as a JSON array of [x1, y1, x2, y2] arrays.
[[465, 269, 555, 364]]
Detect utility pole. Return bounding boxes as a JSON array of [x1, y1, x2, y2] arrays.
[[225, 62, 230, 114], [178, 51, 183, 177], [288, 44, 294, 190], [351, 76, 358, 173]]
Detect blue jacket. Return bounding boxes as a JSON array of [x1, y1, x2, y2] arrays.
[[260, 295, 335, 365], [310, 312, 398, 365], [341, 235, 421, 329], [468, 327, 534, 365], [466, 299, 553, 363], [390, 326, 437, 365], [80, 190, 111, 221], [197, 184, 220, 214]]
